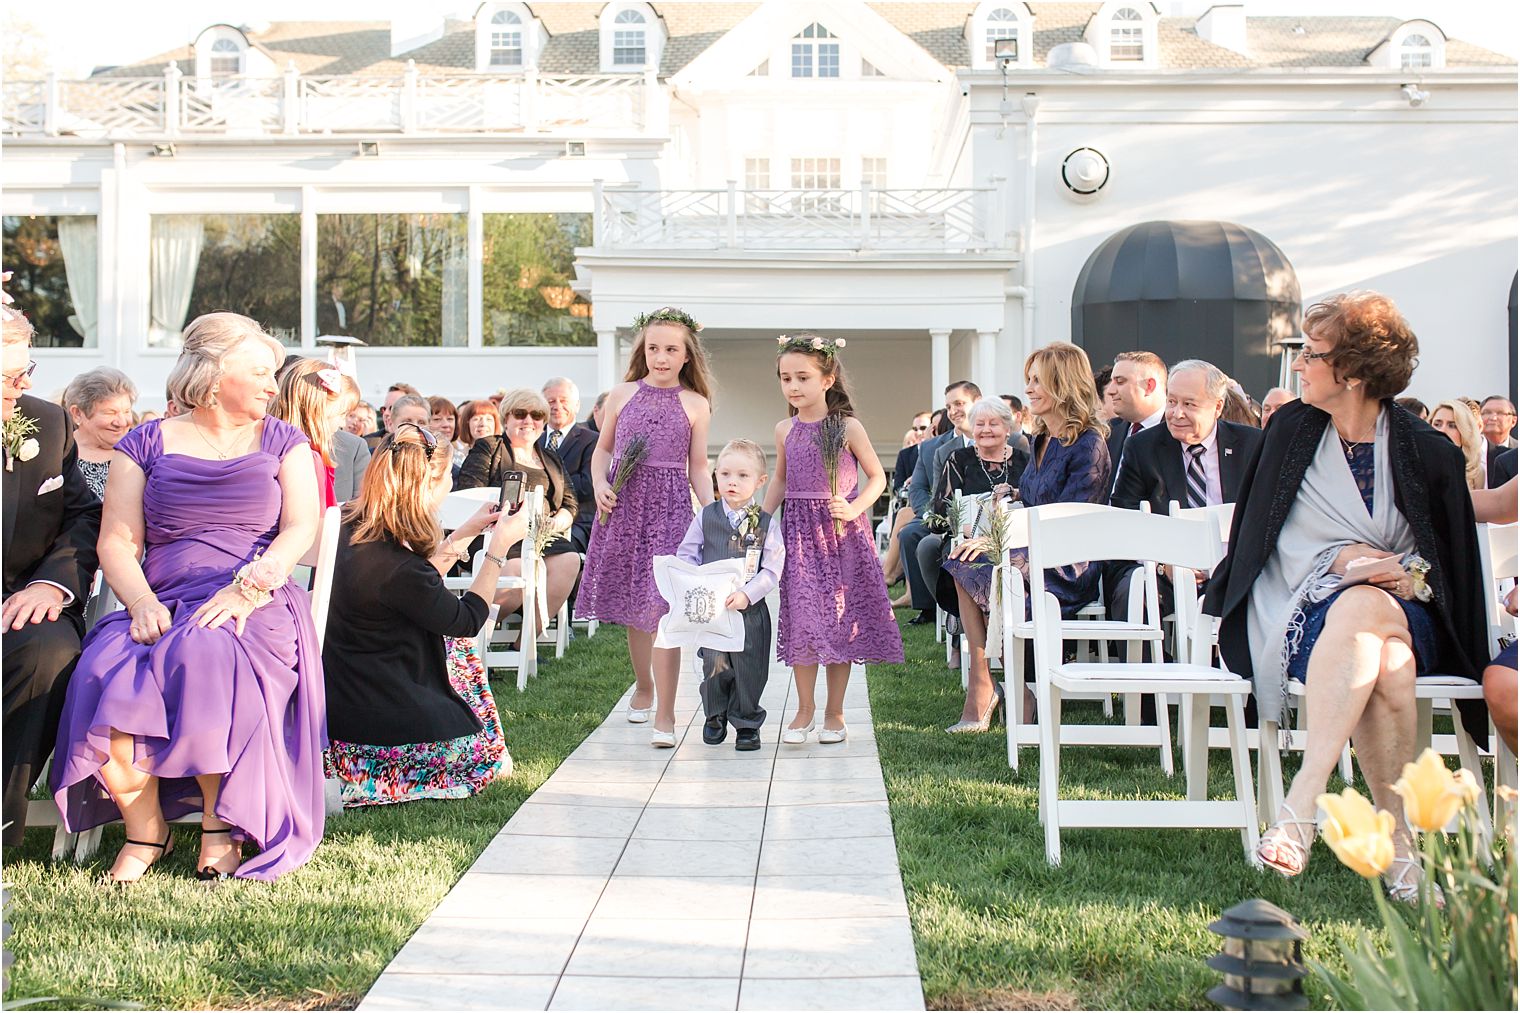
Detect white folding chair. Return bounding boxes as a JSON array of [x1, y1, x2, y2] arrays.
[[1028, 507, 1258, 866], [999, 503, 1175, 773], [1485, 523, 1519, 828], [441, 487, 543, 692]]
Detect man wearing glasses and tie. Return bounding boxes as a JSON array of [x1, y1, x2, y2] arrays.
[[540, 377, 598, 552]]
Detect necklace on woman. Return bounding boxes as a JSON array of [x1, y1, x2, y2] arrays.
[[192, 418, 251, 460], [976, 447, 1010, 488], [1335, 421, 1376, 461]]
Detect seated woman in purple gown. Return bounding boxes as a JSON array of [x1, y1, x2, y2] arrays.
[[51, 313, 325, 884], [941, 343, 1110, 733]]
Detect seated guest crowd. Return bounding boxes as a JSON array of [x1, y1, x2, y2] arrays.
[[2, 279, 1513, 901]]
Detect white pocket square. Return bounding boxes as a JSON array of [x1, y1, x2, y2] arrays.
[[37, 475, 64, 495]]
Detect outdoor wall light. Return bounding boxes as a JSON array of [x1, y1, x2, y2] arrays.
[[357, 141, 380, 157], [1401, 83, 1429, 107], [1060, 147, 1110, 199], [1205, 898, 1309, 1011]]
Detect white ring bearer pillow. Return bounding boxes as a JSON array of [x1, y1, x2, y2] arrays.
[[652, 555, 749, 652]]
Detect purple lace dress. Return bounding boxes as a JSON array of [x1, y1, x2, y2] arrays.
[[776, 417, 904, 666], [50, 418, 326, 881], [575, 380, 695, 633]]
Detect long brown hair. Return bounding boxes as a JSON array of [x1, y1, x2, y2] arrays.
[[624, 312, 715, 403], [342, 423, 451, 557], [1025, 342, 1106, 446], [777, 334, 856, 417], [270, 358, 343, 466]]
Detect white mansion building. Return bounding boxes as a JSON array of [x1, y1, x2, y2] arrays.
[[3, 1, 1515, 449]]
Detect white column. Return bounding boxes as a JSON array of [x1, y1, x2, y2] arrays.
[[467, 185, 483, 349], [300, 185, 316, 347], [929, 328, 951, 407], [977, 330, 998, 394], [596, 328, 618, 395]]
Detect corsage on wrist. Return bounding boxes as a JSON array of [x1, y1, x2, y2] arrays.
[[1406, 555, 1433, 603], [233, 556, 287, 608]]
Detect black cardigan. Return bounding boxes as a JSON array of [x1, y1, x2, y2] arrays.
[[1204, 398, 1489, 740], [322, 523, 491, 746], [455, 435, 576, 519]]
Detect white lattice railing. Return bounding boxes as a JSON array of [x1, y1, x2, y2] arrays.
[[2, 65, 653, 137], [594, 184, 1002, 253]]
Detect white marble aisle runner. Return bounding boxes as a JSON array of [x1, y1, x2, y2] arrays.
[[359, 648, 924, 1012]]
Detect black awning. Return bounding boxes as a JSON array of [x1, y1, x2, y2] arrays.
[[1071, 220, 1301, 399]]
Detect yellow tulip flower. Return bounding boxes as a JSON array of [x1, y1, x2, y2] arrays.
[[1392, 747, 1481, 833], [1318, 788, 1396, 878]]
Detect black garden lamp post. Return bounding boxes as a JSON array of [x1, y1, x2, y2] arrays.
[[1206, 898, 1309, 1011]]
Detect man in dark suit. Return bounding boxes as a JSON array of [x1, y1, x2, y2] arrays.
[[2, 311, 102, 844], [1103, 351, 1168, 497], [1480, 396, 1517, 488], [331, 428, 371, 502], [999, 394, 1031, 457], [899, 380, 980, 624], [540, 377, 598, 552], [1108, 358, 1261, 623], [1493, 448, 1518, 488]]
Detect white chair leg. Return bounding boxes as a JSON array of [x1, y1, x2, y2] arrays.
[[50, 824, 76, 862], [1415, 698, 1434, 751], [1183, 694, 1208, 801], [1006, 642, 1025, 772], [1257, 721, 1285, 826], [1498, 735, 1518, 833], [1453, 722, 1495, 848], [75, 825, 103, 862], [1039, 684, 1062, 865], [959, 635, 969, 690], [1157, 693, 1174, 778], [1226, 696, 1261, 863], [554, 601, 569, 659]]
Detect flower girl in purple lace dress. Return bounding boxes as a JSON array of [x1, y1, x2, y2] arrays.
[[765, 335, 903, 744], [575, 308, 715, 747]]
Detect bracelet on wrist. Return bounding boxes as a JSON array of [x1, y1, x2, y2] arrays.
[[126, 591, 154, 612], [483, 550, 508, 568]]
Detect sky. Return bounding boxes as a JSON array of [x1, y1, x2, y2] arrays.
[[9, 0, 1518, 77]]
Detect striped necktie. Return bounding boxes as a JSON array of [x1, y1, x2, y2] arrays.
[[1185, 444, 1208, 509], [547, 429, 562, 451]]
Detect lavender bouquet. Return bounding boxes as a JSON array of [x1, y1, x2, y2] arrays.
[[600, 433, 649, 525], [813, 414, 850, 536]]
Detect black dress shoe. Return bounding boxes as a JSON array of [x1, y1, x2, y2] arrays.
[[734, 728, 761, 751], [703, 715, 727, 745], [908, 609, 936, 626]]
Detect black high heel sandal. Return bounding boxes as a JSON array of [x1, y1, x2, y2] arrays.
[[196, 826, 241, 882], [108, 832, 174, 886]]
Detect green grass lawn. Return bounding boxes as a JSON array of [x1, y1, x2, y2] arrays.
[[1, 628, 634, 1011], [871, 614, 1385, 1011]]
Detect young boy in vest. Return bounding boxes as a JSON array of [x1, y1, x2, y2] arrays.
[[674, 439, 785, 751]]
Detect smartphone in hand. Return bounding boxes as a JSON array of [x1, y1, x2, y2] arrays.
[[500, 471, 526, 514]]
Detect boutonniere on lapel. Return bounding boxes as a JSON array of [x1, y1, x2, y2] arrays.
[[3, 412, 40, 472], [738, 503, 762, 542], [1224, 448, 1234, 456]]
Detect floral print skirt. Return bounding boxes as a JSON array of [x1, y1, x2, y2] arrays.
[[324, 638, 510, 807]]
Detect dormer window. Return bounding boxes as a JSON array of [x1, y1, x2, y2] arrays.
[[792, 23, 839, 78], [490, 10, 523, 67], [209, 38, 243, 76], [1400, 33, 1433, 70], [1109, 8, 1144, 62], [984, 8, 1020, 63], [613, 9, 647, 67]]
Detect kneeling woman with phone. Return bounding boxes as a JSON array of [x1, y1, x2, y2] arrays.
[[322, 422, 530, 806], [455, 388, 583, 644]]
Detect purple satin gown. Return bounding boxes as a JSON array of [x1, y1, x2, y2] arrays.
[[575, 380, 695, 633], [776, 417, 903, 666], [51, 418, 326, 881]]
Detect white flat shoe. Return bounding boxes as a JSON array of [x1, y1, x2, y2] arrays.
[[627, 707, 651, 724], [781, 722, 814, 745], [650, 729, 676, 748], [818, 724, 848, 744]]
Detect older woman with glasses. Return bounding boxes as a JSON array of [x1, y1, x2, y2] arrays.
[[63, 367, 138, 500], [1206, 292, 1488, 900], [322, 422, 528, 806], [455, 388, 582, 642]]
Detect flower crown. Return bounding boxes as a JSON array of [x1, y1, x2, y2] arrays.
[[777, 333, 847, 360], [632, 306, 703, 334]]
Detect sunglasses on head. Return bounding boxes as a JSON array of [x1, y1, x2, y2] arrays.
[[508, 408, 547, 421], [387, 422, 438, 459]]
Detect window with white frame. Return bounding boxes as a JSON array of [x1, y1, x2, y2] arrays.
[[613, 9, 647, 67], [490, 10, 524, 67], [1109, 7, 1145, 62], [790, 157, 842, 212], [861, 157, 887, 190], [209, 38, 242, 76], [745, 158, 771, 212], [984, 7, 1020, 63], [1400, 33, 1433, 70], [1, 214, 101, 348], [791, 23, 839, 78]]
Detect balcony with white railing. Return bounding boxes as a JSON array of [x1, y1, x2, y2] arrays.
[[2, 62, 655, 139], [592, 183, 1008, 255]]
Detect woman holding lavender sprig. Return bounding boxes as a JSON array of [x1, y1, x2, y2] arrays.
[[575, 308, 715, 748], [766, 334, 902, 746]]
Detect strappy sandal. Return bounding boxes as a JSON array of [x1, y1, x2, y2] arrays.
[[196, 825, 242, 882], [1384, 843, 1444, 907], [1258, 803, 1316, 877], [108, 831, 174, 886]]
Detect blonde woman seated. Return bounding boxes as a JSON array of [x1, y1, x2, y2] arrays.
[[322, 423, 529, 806], [455, 388, 582, 641], [1429, 399, 1486, 489]]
